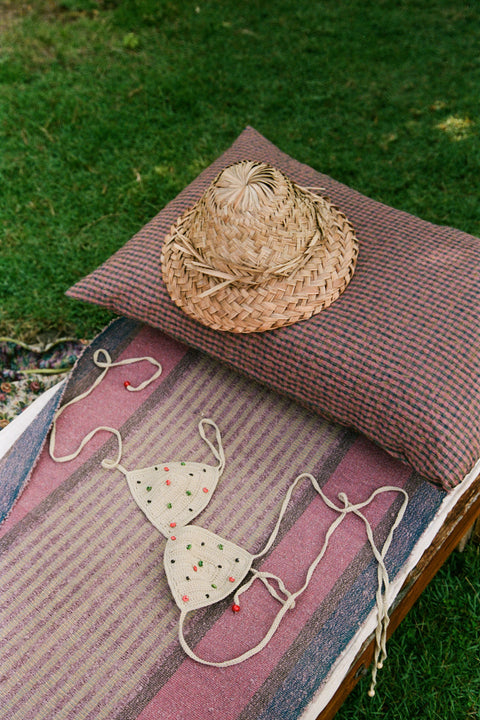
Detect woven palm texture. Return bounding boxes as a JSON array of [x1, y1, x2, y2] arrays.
[[161, 161, 359, 332]]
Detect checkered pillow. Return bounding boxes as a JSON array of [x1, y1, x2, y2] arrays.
[[67, 127, 480, 490]]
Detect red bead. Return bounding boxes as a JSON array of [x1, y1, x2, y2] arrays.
[[164, 467, 169, 472], [124, 381, 131, 388], [170, 522, 176, 528], [166, 479, 171, 486], [229, 577, 235, 583], [170, 535, 176, 541], [202, 487, 209, 493], [182, 595, 189, 602], [232, 604, 240, 613]]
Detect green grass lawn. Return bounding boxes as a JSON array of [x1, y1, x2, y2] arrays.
[[1, 0, 479, 341], [1, 1, 479, 717], [340, 541, 480, 719]]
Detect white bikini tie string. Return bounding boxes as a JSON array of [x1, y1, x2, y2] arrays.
[[93, 349, 163, 392], [234, 569, 295, 608], [177, 505, 347, 668], [335, 484, 409, 697], [251, 472, 313, 561], [176, 473, 408, 678], [49, 348, 162, 470], [198, 419, 226, 476]]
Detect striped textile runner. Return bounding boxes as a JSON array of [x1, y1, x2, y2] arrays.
[[0, 319, 445, 720]]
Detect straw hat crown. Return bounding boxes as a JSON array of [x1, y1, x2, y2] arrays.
[[180, 161, 324, 288], [161, 160, 358, 333]]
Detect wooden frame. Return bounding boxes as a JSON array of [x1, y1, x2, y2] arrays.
[[318, 472, 480, 719]]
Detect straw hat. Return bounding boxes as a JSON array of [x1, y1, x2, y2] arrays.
[[161, 160, 358, 333]]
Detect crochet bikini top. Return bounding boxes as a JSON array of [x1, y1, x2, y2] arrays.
[[49, 349, 408, 696]]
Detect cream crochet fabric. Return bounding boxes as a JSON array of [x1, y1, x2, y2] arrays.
[[124, 418, 225, 538]]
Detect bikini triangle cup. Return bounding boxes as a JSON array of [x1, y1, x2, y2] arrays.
[[49, 349, 409, 696]]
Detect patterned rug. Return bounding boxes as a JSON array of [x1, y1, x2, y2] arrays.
[[0, 336, 87, 428]]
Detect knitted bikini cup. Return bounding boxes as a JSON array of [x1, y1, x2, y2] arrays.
[[49, 350, 408, 694]]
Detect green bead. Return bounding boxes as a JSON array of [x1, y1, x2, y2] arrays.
[[167, 502, 172, 509], [146, 486, 152, 492]]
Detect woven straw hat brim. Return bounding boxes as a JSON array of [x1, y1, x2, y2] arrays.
[[161, 192, 358, 333]]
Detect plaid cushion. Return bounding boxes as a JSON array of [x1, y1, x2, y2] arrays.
[[67, 127, 480, 490]]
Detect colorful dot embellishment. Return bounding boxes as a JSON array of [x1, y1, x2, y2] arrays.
[[164, 467, 169, 472], [182, 595, 189, 603], [166, 479, 171, 486], [229, 577, 235, 583], [170, 522, 176, 528], [202, 487, 209, 494], [124, 381, 131, 388], [232, 604, 240, 613]]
